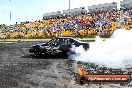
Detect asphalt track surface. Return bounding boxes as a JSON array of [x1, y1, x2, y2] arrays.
[[0, 42, 132, 88]]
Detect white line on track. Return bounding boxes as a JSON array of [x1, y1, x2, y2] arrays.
[[0, 42, 15, 43]]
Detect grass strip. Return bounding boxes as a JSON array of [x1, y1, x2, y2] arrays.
[[0, 38, 108, 42]]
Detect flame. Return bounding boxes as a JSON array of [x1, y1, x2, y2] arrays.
[[76, 65, 86, 76]]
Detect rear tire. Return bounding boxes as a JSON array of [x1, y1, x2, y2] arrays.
[[34, 48, 42, 56]]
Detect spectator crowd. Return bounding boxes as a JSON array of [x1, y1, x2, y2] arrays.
[[0, 8, 132, 38]]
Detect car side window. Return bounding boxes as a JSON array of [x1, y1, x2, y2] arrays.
[[46, 39, 54, 45], [64, 39, 68, 45], [47, 38, 57, 46], [54, 38, 60, 45], [67, 39, 70, 45], [60, 39, 66, 45]]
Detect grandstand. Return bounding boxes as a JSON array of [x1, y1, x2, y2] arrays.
[[120, 0, 132, 9], [63, 7, 87, 16], [88, 2, 117, 13], [0, 0, 131, 39], [43, 11, 62, 19]]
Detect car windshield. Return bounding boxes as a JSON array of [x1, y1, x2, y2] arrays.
[[46, 39, 53, 44]]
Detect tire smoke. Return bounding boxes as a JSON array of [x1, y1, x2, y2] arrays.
[[70, 29, 132, 68]]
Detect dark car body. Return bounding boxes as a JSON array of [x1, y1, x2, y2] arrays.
[[29, 37, 89, 56]]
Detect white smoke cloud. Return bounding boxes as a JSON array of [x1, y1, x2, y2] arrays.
[[70, 29, 132, 68]]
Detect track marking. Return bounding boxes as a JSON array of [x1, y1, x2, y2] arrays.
[[0, 42, 15, 43]]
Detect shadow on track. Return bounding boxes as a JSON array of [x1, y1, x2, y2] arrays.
[[21, 54, 69, 59]]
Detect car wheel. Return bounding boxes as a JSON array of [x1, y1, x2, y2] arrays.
[[34, 48, 42, 56]]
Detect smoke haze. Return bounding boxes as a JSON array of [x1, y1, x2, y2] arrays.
[[70, 29, 132, 68]]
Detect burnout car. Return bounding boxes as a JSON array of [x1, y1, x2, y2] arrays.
[[29, 37, 89, 56]]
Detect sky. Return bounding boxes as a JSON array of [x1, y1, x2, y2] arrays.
[[0, 0, 122, 25]]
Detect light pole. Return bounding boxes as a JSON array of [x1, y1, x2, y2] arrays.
[[9, 0, 12, 25], [69, 0, 71, 15], [69, 0, 70, 10]]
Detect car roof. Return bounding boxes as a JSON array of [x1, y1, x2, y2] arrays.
[[56, 37, 86, 43], [56, 37, 79, 41], [57, 37, 77, 39]]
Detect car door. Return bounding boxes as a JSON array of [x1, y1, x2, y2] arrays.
[[58, 38, 69, 52], [45, 38, 57, 53], [48, 38, 63, 54]]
